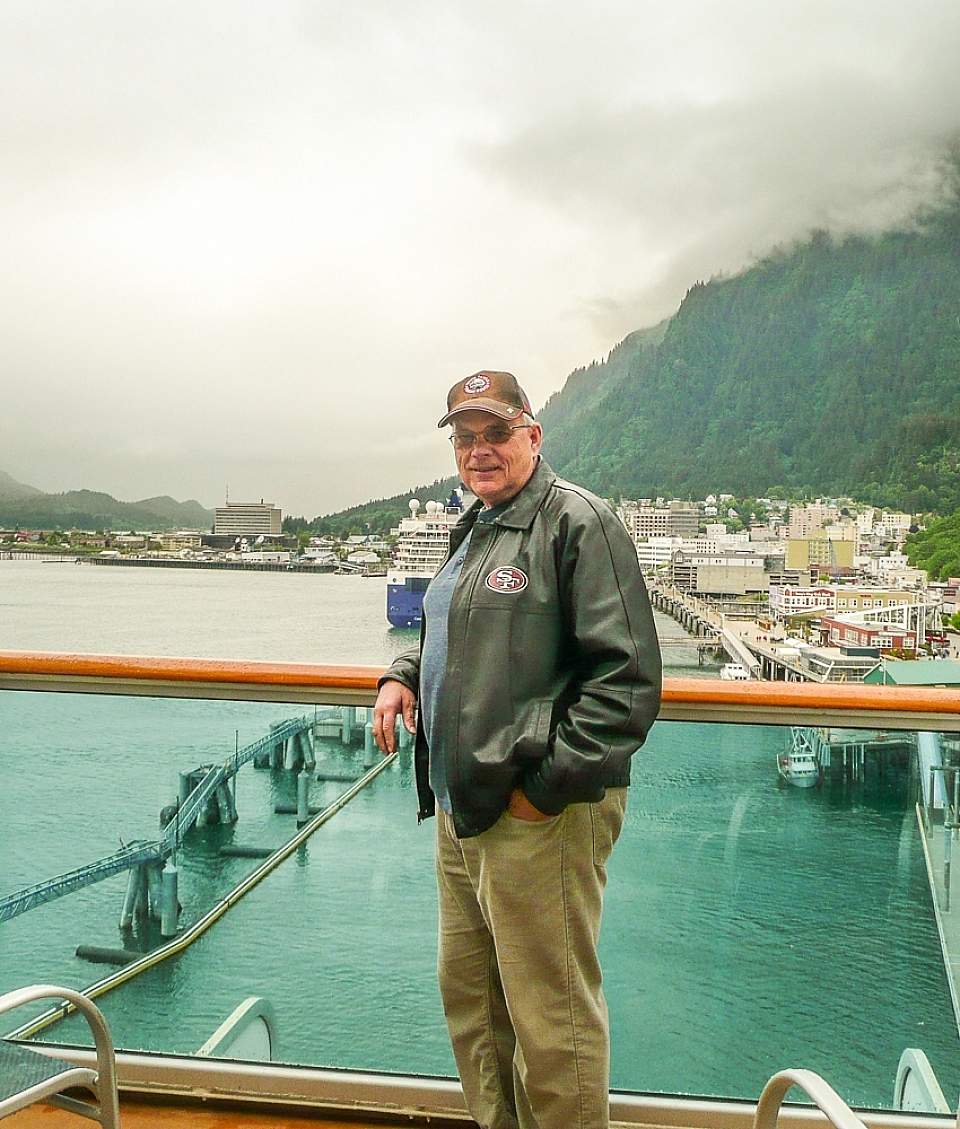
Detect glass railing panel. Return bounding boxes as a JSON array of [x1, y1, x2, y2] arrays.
[[2, 688, 959, 1110], [0, 690, 436, 1052], [607, 719, 960, 1108]]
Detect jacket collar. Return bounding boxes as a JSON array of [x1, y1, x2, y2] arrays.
[[458, 458, 557, 532]]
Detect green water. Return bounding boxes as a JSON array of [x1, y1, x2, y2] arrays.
[[0, 561, 957, 1106]]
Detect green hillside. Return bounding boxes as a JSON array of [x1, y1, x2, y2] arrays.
[[905, 511, 960, 582], [0, 484, 214, 532], [0, 470, 43, 501], [302, 189, 960, 534], [549, 207, 960, 511]]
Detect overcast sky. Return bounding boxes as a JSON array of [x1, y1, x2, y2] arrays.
[[3, 1, 959, 516]]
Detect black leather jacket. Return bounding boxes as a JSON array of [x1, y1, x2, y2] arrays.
[[381, 459, 662, 838]]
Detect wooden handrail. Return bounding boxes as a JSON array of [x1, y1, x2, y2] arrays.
[[0, 651, 378, 689], [0, 650, 957, 717]]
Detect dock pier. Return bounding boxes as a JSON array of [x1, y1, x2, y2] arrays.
[[0, 708, 401, 940]]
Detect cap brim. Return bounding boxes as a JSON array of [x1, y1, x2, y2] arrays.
[[436, 400, 524, 428]]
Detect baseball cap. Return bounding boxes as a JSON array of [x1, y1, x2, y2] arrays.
[[437, 371, 534, 428]]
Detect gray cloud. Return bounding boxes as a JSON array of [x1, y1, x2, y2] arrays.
[[1, 1, 958, 515]]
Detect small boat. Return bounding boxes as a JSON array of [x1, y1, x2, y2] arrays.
[[778, 728, 822, 788], [719, 662, 749, 680]]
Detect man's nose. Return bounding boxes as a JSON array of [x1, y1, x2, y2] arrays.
[[471, 434, 497, 453]]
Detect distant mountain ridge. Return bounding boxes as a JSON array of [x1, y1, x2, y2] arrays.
[[0, 469, 44, 501], [0, 473, 214, 531]]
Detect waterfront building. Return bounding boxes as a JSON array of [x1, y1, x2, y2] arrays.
[[67, 530, 109, 549], [302, 547, 337, 565], [618, 499, 700, 540], [635, 531, 754, 573], [767, 566, 818, 587], [787, 500, 840, 539], [770, 585, 929, 621], [834, 588, 927, 613], [112, 533, 148, 551], [155, 531, 203, 552], [213, 500, 282, 536], [785, 537, 855, 570], [669, 549, 768, 595], [226, 549, 290, 564], [769, 586, 836, 618], [864, 659, 960, 686], [820, 615, 917, 653]]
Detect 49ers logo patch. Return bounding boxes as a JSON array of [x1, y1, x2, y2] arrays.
[[484, 566, 528, 593], [463, 374, 491, 395]]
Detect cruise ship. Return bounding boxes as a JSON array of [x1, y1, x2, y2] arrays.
[[385, 490, 465, 628]]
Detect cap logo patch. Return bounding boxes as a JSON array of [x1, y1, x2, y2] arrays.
[[484, 566, 528, 593], [464, 374, 491, 395]]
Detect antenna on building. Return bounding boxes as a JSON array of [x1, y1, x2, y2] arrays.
[[225, 483, 230, 505]]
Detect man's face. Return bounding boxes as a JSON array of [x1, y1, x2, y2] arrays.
[[452, 409, 543, 508]]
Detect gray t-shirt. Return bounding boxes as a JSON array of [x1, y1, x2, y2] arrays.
[[421, 502, 507, 812]]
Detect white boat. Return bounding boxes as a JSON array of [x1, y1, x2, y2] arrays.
[[386, 492, 464, 627], [778, 728, 822, 788], [719, 662, 749, 680]]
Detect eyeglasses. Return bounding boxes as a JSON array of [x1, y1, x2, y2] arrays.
[[450, 424, 533, 450]]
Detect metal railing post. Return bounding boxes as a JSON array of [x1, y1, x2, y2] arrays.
[[929, 768, 937, 829]]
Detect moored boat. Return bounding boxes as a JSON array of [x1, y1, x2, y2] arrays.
[[778, 727, 822, 788], [719, 662, 749, 680]]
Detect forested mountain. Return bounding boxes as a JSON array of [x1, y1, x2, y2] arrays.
[[0, 478, 214, 532], [303, 193, 960, 535], [543, 208, 960, 512]]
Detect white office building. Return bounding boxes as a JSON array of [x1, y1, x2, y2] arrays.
[[214, 500, 283, 536]]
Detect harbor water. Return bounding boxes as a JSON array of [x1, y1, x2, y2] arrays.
[[1, 560, 958, 1106]]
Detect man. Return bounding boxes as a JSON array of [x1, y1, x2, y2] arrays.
[[374, 370, 661, 1129]]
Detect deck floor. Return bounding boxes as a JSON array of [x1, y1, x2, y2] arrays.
[[4, 1098, 471, 1128]]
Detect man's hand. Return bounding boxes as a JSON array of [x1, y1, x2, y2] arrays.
[[373, 679, 417, 754], [507, 788, 552, 822]]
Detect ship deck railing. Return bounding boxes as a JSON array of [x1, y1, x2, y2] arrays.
[[1, 651, 959, 1129]]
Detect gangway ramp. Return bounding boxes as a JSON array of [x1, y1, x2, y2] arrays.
[[0, 716, 313, 924], [0, 842, 162, 923], [720, 624, 762, 677], [161, 716, 309, 851]]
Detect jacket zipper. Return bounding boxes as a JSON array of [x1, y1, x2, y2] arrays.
[[445, 522, 500, 831]]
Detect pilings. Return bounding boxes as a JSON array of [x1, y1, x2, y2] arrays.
[[648, 586, 725, 663], [119, 861, 174, 933], [297, 768, 311, 827], [649, 587, 719, 638], [160, 862, 179, 937], [137, 712, 392, 933]]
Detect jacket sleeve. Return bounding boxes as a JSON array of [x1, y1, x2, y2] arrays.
[[378, 646, 421, 696], [520, 497, 662, 815]]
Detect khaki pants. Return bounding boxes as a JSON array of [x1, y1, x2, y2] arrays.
[[436, 789, 627, 1129]]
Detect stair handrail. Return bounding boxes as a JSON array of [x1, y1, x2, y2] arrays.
[[754, 1069, 868, 1129]]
